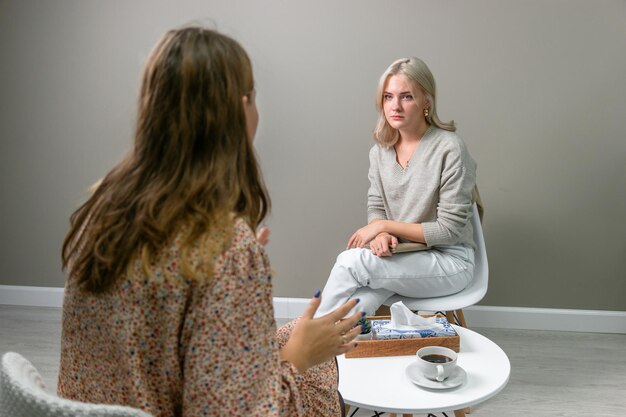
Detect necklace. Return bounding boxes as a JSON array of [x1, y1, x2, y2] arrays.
[[395, 139, 419, 169], [395, 125, 430, 169]]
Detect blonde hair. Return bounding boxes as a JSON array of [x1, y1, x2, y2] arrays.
[[374, 57, 455, 147], [62, 27, 269, 293]]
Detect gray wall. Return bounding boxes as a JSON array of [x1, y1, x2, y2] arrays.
[[1, 0, 625, 311]]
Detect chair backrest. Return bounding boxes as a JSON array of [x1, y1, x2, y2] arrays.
[[0, 352, 153, 417], [384, 202, 489, 312], [466, 201, 489, 305]]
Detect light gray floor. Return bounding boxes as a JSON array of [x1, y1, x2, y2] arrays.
[[1, 305, 625, 417]]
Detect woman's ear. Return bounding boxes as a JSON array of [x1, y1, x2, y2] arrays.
[[422, 96, 431, 110], [241, 91, 259, 141]]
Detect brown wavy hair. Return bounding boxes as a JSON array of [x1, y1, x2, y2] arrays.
[[62, 27, 269, 293]]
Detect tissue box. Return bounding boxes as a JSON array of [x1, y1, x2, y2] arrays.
[[371, 316, 457, 340], [345, 315, 459, 358]]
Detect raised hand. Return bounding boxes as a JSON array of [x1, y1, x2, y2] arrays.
[[280, 292, 364, 373], [256, 226, 270, 245]]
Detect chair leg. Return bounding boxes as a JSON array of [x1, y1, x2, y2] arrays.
[[445, 309, 468, 327], [456, 309, 468, 327], [445, 310, 455, 325], [375, 304, 391, 316]]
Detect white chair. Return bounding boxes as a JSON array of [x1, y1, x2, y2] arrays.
[[382, 202, 488, 327], [0, 351, 153, 417]]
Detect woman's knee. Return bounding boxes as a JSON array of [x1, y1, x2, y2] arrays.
[[335, 249, 354, 266], [275, 319, 297, 348], [334, 248, 370, 268]]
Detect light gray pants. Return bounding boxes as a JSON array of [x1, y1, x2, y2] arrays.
[[315, 245, 475, 317]]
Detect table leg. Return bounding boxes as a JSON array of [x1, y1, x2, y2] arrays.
[[453, 409, 466, 417]]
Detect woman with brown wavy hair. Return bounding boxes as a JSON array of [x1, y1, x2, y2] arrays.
[[58, 26, 362, 417]]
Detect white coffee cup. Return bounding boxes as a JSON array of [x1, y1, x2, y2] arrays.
[[415, 346, 458, 382]]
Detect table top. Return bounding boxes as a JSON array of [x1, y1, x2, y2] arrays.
[[337, 325, 511, 414]]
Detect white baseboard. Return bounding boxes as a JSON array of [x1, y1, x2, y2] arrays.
[[461, 305, 626, 334], [1, 286, 624, 334], [0, 285, 65, 308], [273, 297, 626, 334]]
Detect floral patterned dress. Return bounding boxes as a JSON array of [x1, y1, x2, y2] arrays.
[[58, 218, 342, 417]]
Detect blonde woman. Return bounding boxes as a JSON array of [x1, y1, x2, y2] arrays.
[[58, 27, 362, 417], [317, 57, 478, 319]]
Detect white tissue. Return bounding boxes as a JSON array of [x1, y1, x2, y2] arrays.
[[383, 301, 445, 331]]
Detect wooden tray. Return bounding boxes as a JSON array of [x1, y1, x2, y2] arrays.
[[345, 315, 459, 358]]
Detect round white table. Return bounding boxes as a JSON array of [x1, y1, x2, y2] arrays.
[[337, 325, 510, 416]]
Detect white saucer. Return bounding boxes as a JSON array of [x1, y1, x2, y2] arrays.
[[405, 362, 467, 390]]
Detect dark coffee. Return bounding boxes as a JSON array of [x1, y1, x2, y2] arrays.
[[422, 354, 453, 363]]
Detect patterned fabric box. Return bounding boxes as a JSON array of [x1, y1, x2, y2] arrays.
[[371, 316, 456, 340], [345, 315, 460, 358]]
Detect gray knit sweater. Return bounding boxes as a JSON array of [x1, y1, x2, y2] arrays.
[[367, 126, 477, 248]]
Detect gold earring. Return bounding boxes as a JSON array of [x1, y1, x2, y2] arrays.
[[424, 108, 429, 117]]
